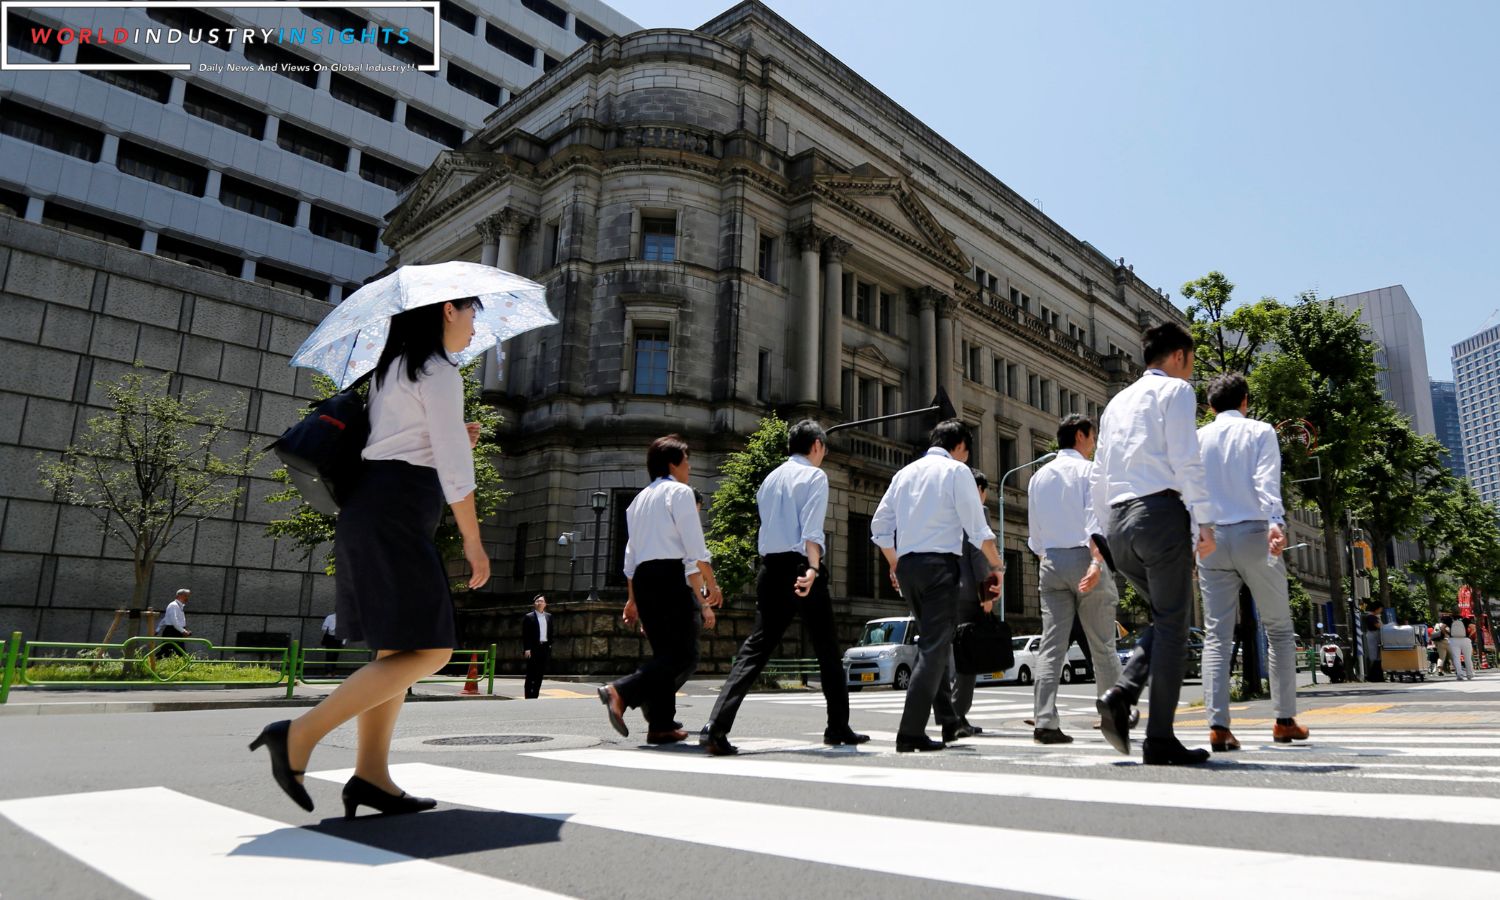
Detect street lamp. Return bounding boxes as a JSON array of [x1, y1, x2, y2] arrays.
[[996, 453, 1057, 608], [557, 532, 579, 605], [587, 491, 608, 602]]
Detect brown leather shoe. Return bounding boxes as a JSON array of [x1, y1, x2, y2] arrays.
[[1272, 721, 1310, 743], [646, 729, 688, 745], [1209, 726, 1240, 752]]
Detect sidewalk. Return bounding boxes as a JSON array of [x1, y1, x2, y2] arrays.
[[0, 677, 604, 717]]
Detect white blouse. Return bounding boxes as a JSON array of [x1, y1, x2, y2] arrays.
[[361, 355, 476, 504]]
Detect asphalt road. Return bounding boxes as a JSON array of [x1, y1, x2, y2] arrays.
[[3, 675, 1499, 898]]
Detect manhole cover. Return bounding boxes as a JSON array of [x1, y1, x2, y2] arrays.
[[422, 734, 554, 747]]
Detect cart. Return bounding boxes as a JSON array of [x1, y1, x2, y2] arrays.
[[1380, 623, 1426, 682]]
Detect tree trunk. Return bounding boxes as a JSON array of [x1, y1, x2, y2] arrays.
[[128, 557, 151, 639], [1371, 526, 1392, 611]]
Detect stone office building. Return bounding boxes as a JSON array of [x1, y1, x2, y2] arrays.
[[384, 0, 1185, 662]]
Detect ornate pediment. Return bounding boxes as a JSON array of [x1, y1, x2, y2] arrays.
[[384, 151, 519, 249], [811, 172, 969, 275]]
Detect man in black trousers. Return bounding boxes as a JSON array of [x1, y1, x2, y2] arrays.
[[521, 594, 553, 699], [872, 420, 1003, 753], [701, 420, 868, 756]]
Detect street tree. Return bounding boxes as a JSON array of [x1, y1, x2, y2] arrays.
[[1348, 405, 1448, 610], [1181, 271, 1287, 380], [265, 362, 507, 580], [1251, 294, 1384, 634], [37, 362, 260, 628], [1416, 479, 1500, 611], [705, 414, 789, 601]]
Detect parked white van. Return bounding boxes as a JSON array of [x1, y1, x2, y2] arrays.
[[843, 617, 918, 690]]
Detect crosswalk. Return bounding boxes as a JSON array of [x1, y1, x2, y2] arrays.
[[4, 723, 1500, 897], [745, 689, 1105, 723]]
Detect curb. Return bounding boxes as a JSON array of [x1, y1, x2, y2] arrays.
[[0, 692, 512, 717]]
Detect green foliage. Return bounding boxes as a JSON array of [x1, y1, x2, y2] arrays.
[[25, 659, 282, 683], [37, 362, 261, 611], [706, 414, 789, 601], [1416, 479, 1500, 603], [1182, 271, 1288, 380], [265, 362, 508, 580]]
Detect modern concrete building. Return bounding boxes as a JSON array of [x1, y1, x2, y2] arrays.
[[1, 1, 637, 302], [1431, 379, 1466, 478], [1331, 285, 1436, 436], [1454, 325, 1500, 505]]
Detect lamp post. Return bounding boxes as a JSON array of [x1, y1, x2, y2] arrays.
[[587, 491, 608, 602], [557, 532, 579, 605], [996, 453, 1057, 613]]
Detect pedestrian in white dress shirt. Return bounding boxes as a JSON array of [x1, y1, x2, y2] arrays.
[[1091, 322, 1217, 765], [1028, 415, 1121, 745], [599, 434, 723, 745], [872, 420, 1002, 753], [251, 296, 490, 817], [1195, 374, 1309, 751], [155, 589, 192, 656]]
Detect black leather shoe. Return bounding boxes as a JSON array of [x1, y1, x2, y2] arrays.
[[699, 729, 738, 756], [1142, 738, 1212, 766], [1033, 728, 1074, 745], [941, 722, 975, 742], [1096, 687, 1135, 755], [895, 734, 946, 753], [824, 728, 871, 746], [249, 720, 314, 812], [341, 775, 437, 820], [960, 718, 984, 735]]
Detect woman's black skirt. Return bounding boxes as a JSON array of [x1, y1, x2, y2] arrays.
[[334, 460, 455, 651]]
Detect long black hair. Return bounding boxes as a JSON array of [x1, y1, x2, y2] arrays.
[[374, 296, 482, 389]]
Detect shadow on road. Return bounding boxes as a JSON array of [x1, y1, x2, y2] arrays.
[[284, 809, 567, 860]]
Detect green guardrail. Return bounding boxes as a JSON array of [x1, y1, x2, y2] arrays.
[[0, 632, 500, 702]]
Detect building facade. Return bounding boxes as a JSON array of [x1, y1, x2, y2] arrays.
[[381, 1, 1187, 652], [1331, 286, 1436, 436], [1430, 379, 1467, 478], [1, 1, 636, 303], [1454, 325, 1500, 505]]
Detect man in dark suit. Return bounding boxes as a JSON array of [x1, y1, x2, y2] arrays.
[[522, 594, 553, 699], [939, 468, 997, 739]]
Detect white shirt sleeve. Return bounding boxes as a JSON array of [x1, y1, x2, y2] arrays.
[[670, 486, 712, 572], [870, 481, 898, 550], [1162, 381, 1212, 523], [1256, 425, 1286, 526], [800, 471, 829, 556], [418, 363, 477, 505], [623, 535, 637, 581]]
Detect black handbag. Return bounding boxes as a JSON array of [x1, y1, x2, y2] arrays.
[[954, 614, 1015, 675], [269, 371, 374, 516]]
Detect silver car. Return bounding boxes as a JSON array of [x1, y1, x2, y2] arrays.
[[843, 616, 919, 691]]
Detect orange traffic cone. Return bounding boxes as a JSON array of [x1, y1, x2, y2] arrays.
[[461, 652, 480, 695]]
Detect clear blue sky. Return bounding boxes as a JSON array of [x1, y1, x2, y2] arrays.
[[608, 0, 1500, 379]]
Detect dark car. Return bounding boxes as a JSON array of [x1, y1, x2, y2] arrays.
[[1116, 627, 1204, 680]]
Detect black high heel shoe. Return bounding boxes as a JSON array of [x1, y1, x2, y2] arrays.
[[342, 775, 437, 820], [248, 720, 314, 812]]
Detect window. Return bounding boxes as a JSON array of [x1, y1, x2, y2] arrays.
[[512, 522, 530, 580], [440, 1, 477, 32], [329, 74, 395, 120], [183, 84, 266, 138], [218, 175, 297, 224], [848, 512, 875, 598], [78, 46, 171, 101], [310, 206, 379, 252], [6, 15, 61, 61], [855, 282, 874, 325], [858, 377, 878, 420], [486, 24, 537, 65], [607, 489, 639, 586], [757, 349, 772, 403], [447, 64, 501, 105], [378, 39, 435, 72], [41, 204, 142, 247], [405, 106, 464, 148], [0, 186, 26, 218], [998, 436, 1018, 486], [543, 222, 562, 268], [879, 291, 894, 333], [305, 8, 365, 31], [0, 100, 103, 162], [1006, 364, 1019, 399], [358, 153, 420, 192], [993, 357, 1006, 394], [757, 233, 778, 283], [543, 54, 561, 72], [575, 18, 608, 43], [632, 327, 670, 395], [146, 8, 231, 49], [1010, 287, 1021, 305], [244, 42, 317, 87], [155, 234, 238, 275], [1004, 550, 1024, 616], [1028, 374, 1040, 408], [277, 121, 349, 170], [967, 344, 983, 383], [641, 214, 676, 262], [1040, 379, 1053, 413], [522, 0, 568, 28], [976, 266, 987, 286], [882, 386, 899, 437], [840, 369, 854, 414], [117, 140, 207, 195], [255, 261, 328, 301]]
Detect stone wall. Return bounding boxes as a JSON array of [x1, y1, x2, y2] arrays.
[[0, 215, 348, 648]]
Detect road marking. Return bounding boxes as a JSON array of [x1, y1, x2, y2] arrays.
[[0, 787, 574, 900], [309, 763, 1500, 897], [529, 748, 1500, 828], [941, 736, 1500, 758], [538, 688, 593, 699]]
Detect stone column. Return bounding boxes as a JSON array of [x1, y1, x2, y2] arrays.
[[820, 235, 852, 412], [916, 288, 939, 405], [790, 225, 825, 407], [475, 215, 502, 267], [481, 209, 534, 392], [934, 291, 956, 410]]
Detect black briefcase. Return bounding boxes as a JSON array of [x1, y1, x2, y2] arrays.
[[954, 615, 1015, 675]]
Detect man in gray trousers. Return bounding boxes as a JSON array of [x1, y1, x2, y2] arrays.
[[873, 420, 1002, 753], [1196, 373, 1310, 751], [1028, 414, 1122, 745], [1091, 322, 1216, 765]]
